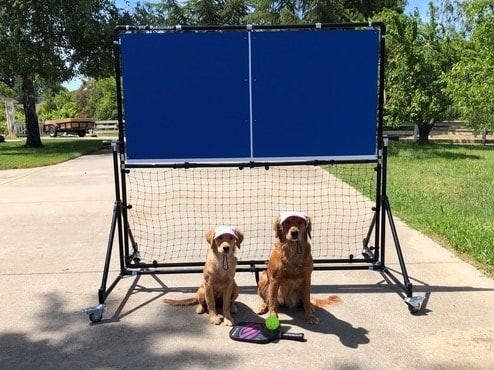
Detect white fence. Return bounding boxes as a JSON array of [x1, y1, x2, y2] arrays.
[[11, 123, 43, 137], [94, 120, 118, 131], [384, 121, 492, 143]]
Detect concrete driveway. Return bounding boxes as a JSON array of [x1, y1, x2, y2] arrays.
[[1, 148, 493, 369]]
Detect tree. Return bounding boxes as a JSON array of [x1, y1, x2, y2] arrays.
[[442, 0, 494, 130], [0, 0, 119, 147], [132, 0, 249, 25], [82, 78, 117, 120], [131, 0, 406, 25], [245, 0, 406, 24], [37, 89, 78, 122], [37, 77, 118, 122], [380, 5, 457, 144]]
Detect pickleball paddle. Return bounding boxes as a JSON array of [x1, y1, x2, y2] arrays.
[[229, 322, 306, 344]]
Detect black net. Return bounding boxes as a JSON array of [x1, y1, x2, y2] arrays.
[[125, 164, 377, 264]]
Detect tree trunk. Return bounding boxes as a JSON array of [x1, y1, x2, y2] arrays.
[[22, 74, 43, 148], [417, 119, 435, 145]]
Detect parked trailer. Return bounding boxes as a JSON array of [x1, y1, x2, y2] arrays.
[[43, 118, 95, 137]]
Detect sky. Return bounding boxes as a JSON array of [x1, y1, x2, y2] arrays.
[[407, 0, 436, 17], [62, 0, 437, 91]]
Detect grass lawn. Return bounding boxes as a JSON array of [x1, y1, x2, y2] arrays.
[[386, 142, 494, 276], [324, 141, 494, 277], [0, 138, 108, 170], [1, 137, 493, 276]]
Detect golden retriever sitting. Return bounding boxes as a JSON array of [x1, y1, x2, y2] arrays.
[[257, 212, 341, 324], [163, 226, 243, 326]]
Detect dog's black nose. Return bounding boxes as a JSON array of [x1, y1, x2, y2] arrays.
[[290, 231, 299, 239], [223, 247, 230, 253]]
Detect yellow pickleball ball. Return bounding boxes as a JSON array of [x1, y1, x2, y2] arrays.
[[265, 315, 280, 330]]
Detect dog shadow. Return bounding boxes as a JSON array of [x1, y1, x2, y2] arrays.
[[285, 308, 370, 348], [232, 301, 369, 348]]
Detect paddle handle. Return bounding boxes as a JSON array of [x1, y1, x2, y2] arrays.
[[279, 332, 305, 342]]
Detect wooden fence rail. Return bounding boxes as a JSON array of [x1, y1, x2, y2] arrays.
[[94, 120, 118, 131]]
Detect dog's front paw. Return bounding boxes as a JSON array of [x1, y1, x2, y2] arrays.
[[196, 305, 206, 314], [305, 313, 320, 325], [256, 302, 268, 314], [223, 316, 234, 326], [209, 315, 222, 325]]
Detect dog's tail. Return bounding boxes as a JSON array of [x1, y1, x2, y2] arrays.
[[310, 295, 342, 309], [163, 297, 199, 306]]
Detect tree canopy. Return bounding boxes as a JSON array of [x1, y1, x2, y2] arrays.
[[0, 0, 120, 147], [131, 0, 406, 25], [442, 0, 494, 130], [37, 78, 117, 122], [380, 2, 464, 144]]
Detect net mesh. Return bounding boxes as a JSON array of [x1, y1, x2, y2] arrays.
[[125, 164, 376, 264]]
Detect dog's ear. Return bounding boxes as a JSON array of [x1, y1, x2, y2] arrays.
[[205, 227, 216, 246], [273, 216, 284, 241], [306, 216, 312, 239], [235, 228, 244, 248]]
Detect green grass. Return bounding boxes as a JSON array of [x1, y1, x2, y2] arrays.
[[330, 142, 494, 276], [0, 138, 108, 170], [385, 142, 494, 275]]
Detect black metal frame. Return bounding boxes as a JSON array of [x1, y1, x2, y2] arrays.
[[83, 23, 423, 323]]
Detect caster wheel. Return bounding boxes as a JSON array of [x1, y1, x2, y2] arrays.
[[408, 305, 419, 314], [89, 312, 103, 323], [405, 296, 424, 314]]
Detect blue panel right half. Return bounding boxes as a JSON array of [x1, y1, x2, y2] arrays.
[[251, 29, 380, 160]]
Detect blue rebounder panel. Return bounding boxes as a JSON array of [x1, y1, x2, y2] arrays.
[[119, 25, 380, 164]]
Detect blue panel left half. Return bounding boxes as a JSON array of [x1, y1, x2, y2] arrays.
[[120, 31, 251, 163]]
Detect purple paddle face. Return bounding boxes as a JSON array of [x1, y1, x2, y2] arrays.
[[230, 322, 277, 343], [229, 322, 305, 344], [238, 323, 268, 339]]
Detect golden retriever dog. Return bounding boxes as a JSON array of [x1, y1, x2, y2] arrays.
[[163, 226, 243, 326], [257, 212, 341, 324]]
